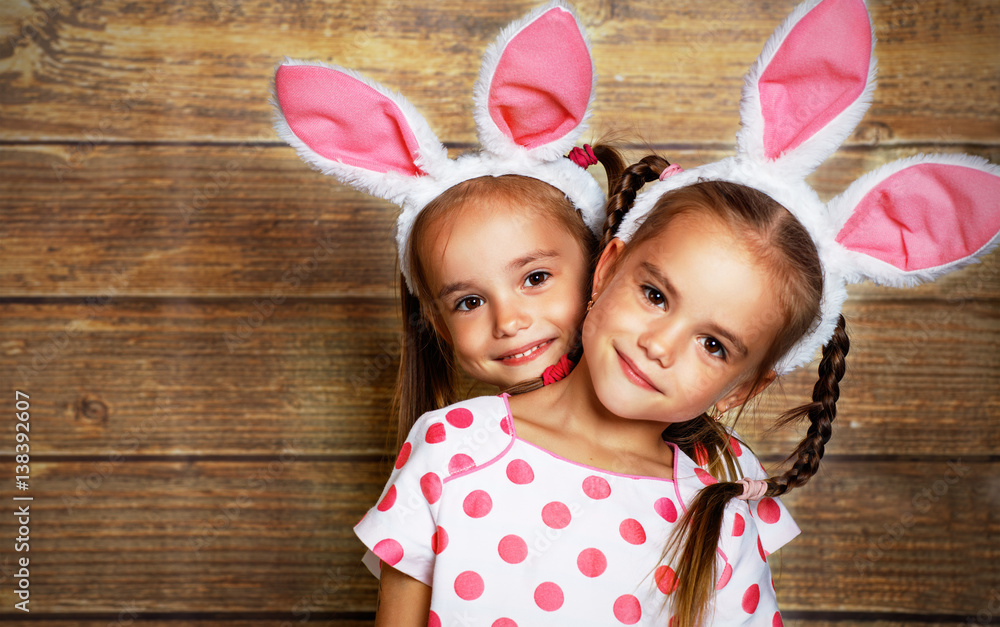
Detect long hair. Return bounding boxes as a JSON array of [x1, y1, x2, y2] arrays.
[[391, 148, 625, 448], [599, 162, 842, 625]]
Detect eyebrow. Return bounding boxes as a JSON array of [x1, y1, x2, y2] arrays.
[[437, 249, 561, 301], [640, 262, 749, 358]]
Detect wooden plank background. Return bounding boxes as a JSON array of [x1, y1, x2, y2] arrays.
[[1, 0, 998, 624]]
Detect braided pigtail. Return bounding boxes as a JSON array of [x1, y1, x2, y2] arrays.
[[600, 155, 671, 251], [665, 315, 849, 627]]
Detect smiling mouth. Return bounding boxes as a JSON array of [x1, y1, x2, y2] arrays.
[[496, 339, 555, 365], [615, 349, 661, 392]]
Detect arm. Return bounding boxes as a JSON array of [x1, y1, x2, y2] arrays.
[[375, 563, 432, 627]]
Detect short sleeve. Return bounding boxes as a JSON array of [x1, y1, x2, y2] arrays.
[[710, 501, 783, 626], [728, 432, 801, 553], [354, 412, 447, 586], [353, 396, 513, 586]]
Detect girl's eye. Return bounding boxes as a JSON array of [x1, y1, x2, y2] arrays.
[[456, 296, 484, 312], [642, 286, 666, 308], [699, 336, 728, 360], [524, 271, 550, 287]]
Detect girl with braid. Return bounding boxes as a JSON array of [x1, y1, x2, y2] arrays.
[[356, 0, 1000, 623]]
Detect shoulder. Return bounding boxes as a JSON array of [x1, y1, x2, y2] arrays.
[[400, 395, 514, 480]]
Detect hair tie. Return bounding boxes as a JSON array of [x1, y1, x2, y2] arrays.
[[542, 354, 575, 386], [658, 163, 684, 181], [568, 144, 598, 169], [736, 478, 768, 501]]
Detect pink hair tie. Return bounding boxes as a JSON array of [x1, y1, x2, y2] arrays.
[[542, 354, 575, 386], [658, 163, 684, 181], [736, 478, 768, 501], [568, 144, 598, 169]]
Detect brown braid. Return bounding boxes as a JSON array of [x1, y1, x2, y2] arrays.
[[766, 313, 850, 496], [665, 315, 850, 627], [599, 155, 671, 251]]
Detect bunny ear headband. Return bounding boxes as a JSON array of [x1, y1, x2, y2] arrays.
[[616, 0, 1000, 375], [272, 1, 605, 293]]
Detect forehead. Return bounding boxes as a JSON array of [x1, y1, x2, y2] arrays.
[[419, 197, 584, 288], [628, 211, 786, 353]]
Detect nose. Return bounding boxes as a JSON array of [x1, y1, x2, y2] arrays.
[[638, 317, 680, 368], [493, 297, 531, 338]]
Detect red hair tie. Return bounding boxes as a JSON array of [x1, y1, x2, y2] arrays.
[[568, 144, 598, 169], [542, 354, 575, 385]]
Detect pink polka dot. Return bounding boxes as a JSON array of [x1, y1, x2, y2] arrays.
[[694, 467, 717, 485], [613, 594, 642, 624], [773, 612, 783, 627], [449, 453, 475, 475], [582, 475, 612, 499], [498, 534, 528, 564], [425, 422, 446, 444], [757, 497, 781, 524], [654, 565, 677, 594], [432, 526, 448, 554], [654, 497, 677, 523], [492, 620, 518, 627], [506, 459, 535, 485], [717, 562, 733, 590], [394, 442, 411, 469], [500, 417, 512, 435], [428, 610, 441, 627], [742, 583, 760, 613], [455, 570, 485, 600], [377, 485, 397, 512], [577, 548, 607, 578], [693, 442, 709, 466], [733, 513, 745, 537], [541, 501, 571, 529], [534, 582, 564, 611], [463, 490, 493, 518], [730, 436, 743, 457], [446, 407, 474, 428], [619, 518, 646, 545], [420, 472, 442, 504], [372, 538, 403, 566], [758, 536, 767, 562]]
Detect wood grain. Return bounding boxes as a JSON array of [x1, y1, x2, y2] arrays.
[[3, 143, 999, 298], [0, 297, 996, 458], [0, 459, 994, 616], [0, 0, 996, 144]]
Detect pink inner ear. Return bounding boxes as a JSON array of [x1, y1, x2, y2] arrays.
[[488, 8, 591, 149], [759, 0, 871, 160], [836, 164, 1000, 271], [276, 65, 423, 176]]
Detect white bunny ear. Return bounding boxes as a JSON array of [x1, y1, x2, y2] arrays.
[[473, 1, 596, 162], [737, 0, 876, 179], [273, 60, 450, 204], [830, 154, 1000, 287]]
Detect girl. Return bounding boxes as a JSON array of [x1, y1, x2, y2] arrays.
[[356, 0, 1000, 623], [272, 2, 624, 446]]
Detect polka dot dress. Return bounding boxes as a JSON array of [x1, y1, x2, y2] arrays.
[[355, 395, 799, 626]]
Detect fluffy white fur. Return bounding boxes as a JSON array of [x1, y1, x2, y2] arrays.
[[272, 4, 605, 293], [828, 153, 1000, 287], [473, 0, 596, 163]]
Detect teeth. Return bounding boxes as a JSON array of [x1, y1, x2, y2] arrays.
[[504, 343, 543, 360]]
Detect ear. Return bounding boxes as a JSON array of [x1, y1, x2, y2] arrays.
[[473, 2, 596, 162], [591, 238, 626, 297], [717, 371, 776, 413], [830, 153, 1000, 287], [272, 60, 450, 201], [736, 0, 876, 178]]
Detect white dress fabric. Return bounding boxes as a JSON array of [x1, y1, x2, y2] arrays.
[[355, 395, 800, 626]]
